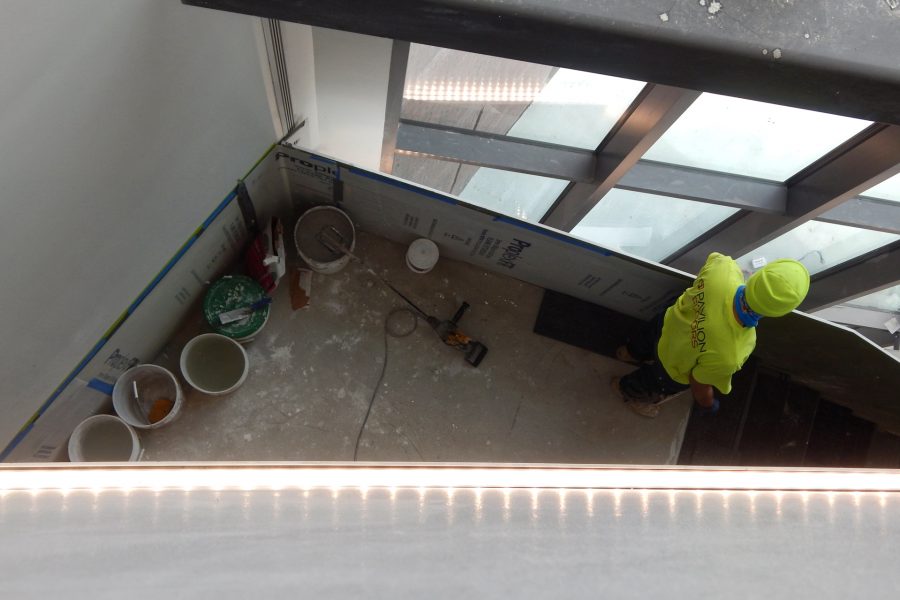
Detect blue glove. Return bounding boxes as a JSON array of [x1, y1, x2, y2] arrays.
[[696, 397, 720, 416]]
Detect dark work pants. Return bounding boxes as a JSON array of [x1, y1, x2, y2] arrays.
[[619, 308, 689, 403]]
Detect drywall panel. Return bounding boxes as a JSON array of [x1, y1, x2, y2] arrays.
[[245, 148, 297, 224], [0, 2, 275, 451], [281, 22, 320, 149], [310, 28, 393, 170]]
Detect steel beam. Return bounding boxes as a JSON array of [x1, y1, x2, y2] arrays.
[[397, 120, 787, 210], [396, 120, 596, 182], [380, 41, 410, 174], [541, 84, 700, 230], [819, 197, 900, 235], [617, 161, 787, 214], [183, 0, 900, 125], [801, 243, 900, 312], [397, 121, 900, 234], [786, 125, 900, 218], [667, 125, 900, 273]]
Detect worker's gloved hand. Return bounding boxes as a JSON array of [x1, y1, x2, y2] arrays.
[[695, 397, 720, 416]]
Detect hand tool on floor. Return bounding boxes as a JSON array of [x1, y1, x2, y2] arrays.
[[426, 301, 488, 367], [317, 226, 489, 367]]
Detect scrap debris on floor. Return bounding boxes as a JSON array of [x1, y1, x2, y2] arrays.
[[78, 208, 693, 464]]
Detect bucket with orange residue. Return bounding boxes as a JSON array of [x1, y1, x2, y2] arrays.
[[112, 364, 184, 429]]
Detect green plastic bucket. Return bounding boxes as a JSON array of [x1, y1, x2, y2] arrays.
[[203, 275, 270, 342]]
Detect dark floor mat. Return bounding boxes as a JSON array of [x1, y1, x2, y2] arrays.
[[533, 290, 647, 359]]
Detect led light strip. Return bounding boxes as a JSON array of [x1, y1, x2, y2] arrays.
[[3, 465, 900, 493], [404, 80, 544, 103]]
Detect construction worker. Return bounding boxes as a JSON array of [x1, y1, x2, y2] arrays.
[[611, 253, 810, 418]]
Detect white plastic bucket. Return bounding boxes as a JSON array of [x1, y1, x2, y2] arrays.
[[406, 238, 440, 274], [68, 415, 141, 462], [180, 333, 249, 396], [113, 364, 184, 429], [293, 206, 356, 274]]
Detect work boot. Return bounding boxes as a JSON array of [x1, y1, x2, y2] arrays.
[[615, 345, 638, 364], [625, 399, 661, 418], [610, 376, 661, 419], [610, 375, 624, 399], [653, 389, 689, 407], [615, 345, 654, 366]]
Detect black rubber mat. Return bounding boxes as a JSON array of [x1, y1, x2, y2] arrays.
[[532, 289, 646, 359]]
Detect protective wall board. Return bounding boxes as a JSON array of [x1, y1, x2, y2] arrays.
[[755, 312, 900, 434], [4, 380, 109, 463], [2, 195, 249, 462], [273, 144, 689, 319], [242, 146, 293, 226], [275, 147, 338, 209]]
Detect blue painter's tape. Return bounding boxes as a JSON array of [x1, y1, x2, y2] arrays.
[[0, 424, 35, 462], [201, 190, 238, 230], [0, 335, 107, 460], [348, 167, 457, 205], [127, 191, 237, 316], [88, 378, 115, 396], [25, 334, 113, 431], [309, 153, 337, 165], [492, 215, 613, 256], [127, 240, 194, 315]]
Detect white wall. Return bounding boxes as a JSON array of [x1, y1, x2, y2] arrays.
[[281, 22, 320, 149], [0, 1, 275, 450], [309, 28, 393, 170]]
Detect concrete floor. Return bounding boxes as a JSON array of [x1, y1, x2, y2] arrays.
[[142, 232, 691, 463]]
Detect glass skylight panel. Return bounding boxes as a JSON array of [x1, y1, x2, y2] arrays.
[[845, 284, 900, 313], [505, 69, 645, 149], [861, 172, 900, 203], [737, 221, 900, 277], [570, 188, 739, 261], [401, 44, 644, 148], [457, 168, 568, 223], [392, 154, 468, 195], [402, 44, 556, 132], [643, 93, 871, 181]]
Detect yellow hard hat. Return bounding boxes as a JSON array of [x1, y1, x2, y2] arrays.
[[745, 259, 810, 317]]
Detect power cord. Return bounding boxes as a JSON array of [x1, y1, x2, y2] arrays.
[[352, 307, 419, 460]]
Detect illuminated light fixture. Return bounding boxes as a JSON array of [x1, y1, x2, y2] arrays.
[[394, 149, 425, 157], [2, 464, 900, 493], [404, 79, 544, 102]]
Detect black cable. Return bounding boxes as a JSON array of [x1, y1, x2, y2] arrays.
[[352, 307, 419, 460]]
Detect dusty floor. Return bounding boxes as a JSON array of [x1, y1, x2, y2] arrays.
[[142, 232, 691, 463]]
